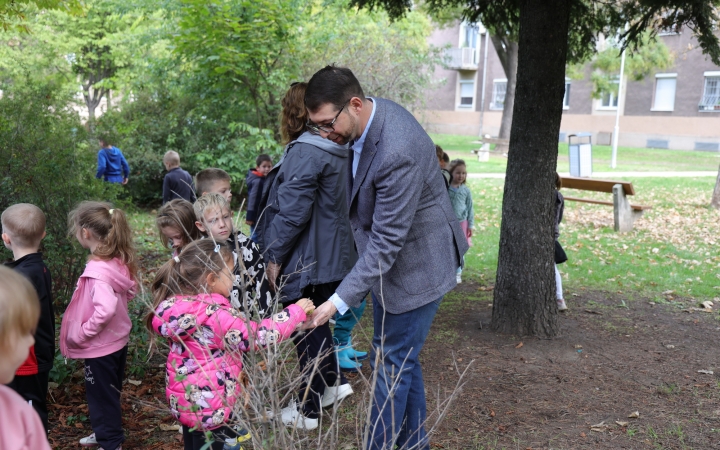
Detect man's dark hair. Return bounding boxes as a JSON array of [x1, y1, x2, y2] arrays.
[[255, 154, 271, 167], [305, 65, 365, 113]]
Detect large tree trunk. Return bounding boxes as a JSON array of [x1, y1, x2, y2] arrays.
[[489, 35, 518, 154], [712, 164, 720, 208], [491, 0, 571, 337]]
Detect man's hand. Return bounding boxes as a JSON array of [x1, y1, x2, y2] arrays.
[[122, 178, 129, 185], [310, 301, 337, 328], [266, 261, 281, 292], [467, 228, 473, 238]]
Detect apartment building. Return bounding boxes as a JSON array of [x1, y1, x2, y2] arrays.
[[422, 22, 720, 151]]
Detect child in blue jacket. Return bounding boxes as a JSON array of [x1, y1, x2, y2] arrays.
[[96, 138, 130, 184]]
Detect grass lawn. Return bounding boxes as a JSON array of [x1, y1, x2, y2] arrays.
[[430, 133, 720, 174], [463, 176, 720, 302]]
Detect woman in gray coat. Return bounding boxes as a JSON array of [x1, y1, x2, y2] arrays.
[[255, 82, 357, 430]]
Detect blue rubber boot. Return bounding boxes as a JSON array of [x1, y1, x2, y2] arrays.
[[342, 339, 368, 361], [335, 344, 362, 372]]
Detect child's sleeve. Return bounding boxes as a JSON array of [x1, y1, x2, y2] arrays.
[[245, 179, 259, 222], [96, 151, 106, 179], [210, 304, 306, 352], [236, 236, 274, 317], [120, 150, 130, 178], [465, 186, 475, 229]]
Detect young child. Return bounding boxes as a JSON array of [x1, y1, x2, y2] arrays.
[[196, 168, 233, 203], [157, 199, 201, 256], [60, 202, 137, 450], [96, 138, 130, 185], [163, 151, 196, 204], [435, 144, 451, 188], [194, 193, 273, 318], [448, 159, 474, 283], [245, 154, 273, 237], [147, 239, 313, 450], [555, 173, 568, 311], [1, 203, 54, 432], [0, 266, 52, 450]]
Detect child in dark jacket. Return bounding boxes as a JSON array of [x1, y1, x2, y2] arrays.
[[245, 154, 272, 238], [96, 139, 130, 184], [1, 203, 54, 432], [162, 151, 196, 204]]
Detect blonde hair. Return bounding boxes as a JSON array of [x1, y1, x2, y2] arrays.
[[163, 150, 180, 167], [156, 199, 200, 250], [195, 168, 231, 196], [0, 266, 40, 350], [193, 193, 230, 224], [68, 201, 138, 281], [280, 82, 308, 145], [146, 239, 233, 335], [1, 203, 46, 249], [448, 159, 467, 185]]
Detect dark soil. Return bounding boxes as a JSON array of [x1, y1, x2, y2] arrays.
[[47, 281, 720, 449]]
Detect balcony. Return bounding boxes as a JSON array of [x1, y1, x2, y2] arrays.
[[698, 94, 720, 111], [445, 47, 478, 70]]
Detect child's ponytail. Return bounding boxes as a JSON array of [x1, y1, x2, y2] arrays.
[[69, 201, 138, 280]]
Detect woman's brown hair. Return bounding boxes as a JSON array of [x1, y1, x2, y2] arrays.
[[69, 201, 138, 281], [145, 239, 233, 335], [280, 82, 308, 145], [156, 199, 200, 251]]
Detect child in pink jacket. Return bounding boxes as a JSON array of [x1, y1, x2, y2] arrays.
[[60, 202, 137, 450], [147, 239, 313, 450], [0, 266, 52, 450]]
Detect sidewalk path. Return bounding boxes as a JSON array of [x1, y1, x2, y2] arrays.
[[468, 171, 717, 179]]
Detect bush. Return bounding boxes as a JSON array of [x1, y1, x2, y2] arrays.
[[0, 84, 121, 307]]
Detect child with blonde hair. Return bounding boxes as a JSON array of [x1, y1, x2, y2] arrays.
[[194, 193, 272, 318], [147, 239, 313, 450], [60, 202, 137, 450], [0, 266, 52, 450], [448, 159, 474, 283], [157, 199, 201, 256]]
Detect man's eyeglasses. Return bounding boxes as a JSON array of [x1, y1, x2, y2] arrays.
[[306, 101, 348, 135]]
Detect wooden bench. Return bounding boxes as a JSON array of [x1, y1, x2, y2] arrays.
[[560, 176, 652, 232], [471, 136, 509, 161]]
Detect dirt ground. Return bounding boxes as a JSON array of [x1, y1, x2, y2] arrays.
[[47, 281, 720, 449]]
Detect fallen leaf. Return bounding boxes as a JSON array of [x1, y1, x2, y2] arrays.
[[616, 421, 629, 427], [580, 432, 586, 438], [127, 379, 142, 386], [515, 342, 524, 349], [574, 344, 583, 349], [159, 423, 181, 431], [628, 411, 640, 418], [698, 369, 714, 375]]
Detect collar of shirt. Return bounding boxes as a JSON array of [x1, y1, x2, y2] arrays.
[[351, 98, 376, 177]]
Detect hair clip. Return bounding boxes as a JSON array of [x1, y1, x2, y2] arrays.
[[173, 256, 180, 263], [109, 209, 115, 215], [214, 244, 221, 253]]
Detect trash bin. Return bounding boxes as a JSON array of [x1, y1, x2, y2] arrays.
[[568, 133, 592, 178]]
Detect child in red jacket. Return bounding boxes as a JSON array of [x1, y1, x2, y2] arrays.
[[60, 202, 137, 450]]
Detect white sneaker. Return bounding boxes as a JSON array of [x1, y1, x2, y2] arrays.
[[280, 402, 319, 430], [321, 383, 354, 408], [79, 433, 98, 447], [557, 298, 568, 311], [456, 274, 462, 284]]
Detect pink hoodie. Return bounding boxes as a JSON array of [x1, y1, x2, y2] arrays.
[[150, 293, 306, 430], [0, 385, 51, 450], [60, 258, 136, 359]]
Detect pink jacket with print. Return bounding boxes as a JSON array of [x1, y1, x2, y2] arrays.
[[60, 258, 136, 359], [151, 293, 306, 430]]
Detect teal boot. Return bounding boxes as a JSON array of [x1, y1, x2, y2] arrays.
[[335, 343, 362, 372], [342, 339, 368, 361]]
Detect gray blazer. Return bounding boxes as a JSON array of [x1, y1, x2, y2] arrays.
[[335, 98, 469, 314]]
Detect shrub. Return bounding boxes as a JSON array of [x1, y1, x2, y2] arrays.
[[0, 84, 121, 307]]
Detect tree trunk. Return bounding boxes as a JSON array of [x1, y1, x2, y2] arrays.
[[496, 41, 518, 154], [491, 0, 571, 337], [712, 163, 720, 209]]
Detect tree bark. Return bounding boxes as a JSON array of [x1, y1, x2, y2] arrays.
[[491, 0, 571, 337], [712, 163, 720, 209]]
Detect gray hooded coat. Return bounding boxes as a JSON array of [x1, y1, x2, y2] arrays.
[[256, 132, 358, 303]]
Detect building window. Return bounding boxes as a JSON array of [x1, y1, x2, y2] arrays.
[[598, 78, 620, 109], [699, 72, 720, 112], [652, 73, 677, 111], [490, 79, 507, 110], [457, 71, 476, 109], [563, 79, 571, 109]]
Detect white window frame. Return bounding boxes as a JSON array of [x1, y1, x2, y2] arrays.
[[563, 78, 571, 110], [651, 73, 677, 111], [597, 78, 620, 110], [699, 71, 720, 112], [457, 78, 476, 109], [490, 78, 507, 110]]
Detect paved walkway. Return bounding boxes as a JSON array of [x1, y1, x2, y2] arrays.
[[468, 171, 717, 179]]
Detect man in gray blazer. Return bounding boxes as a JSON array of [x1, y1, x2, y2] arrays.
[[306, 66, 468, 450]]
